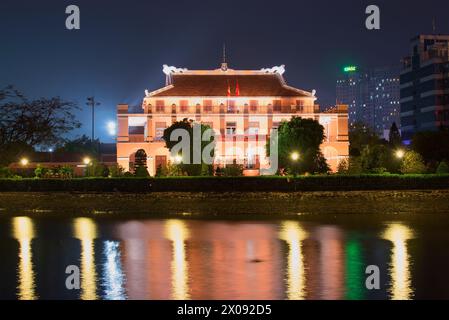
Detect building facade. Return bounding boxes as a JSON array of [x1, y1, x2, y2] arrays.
[[117, 63, 349, 175], [400, 34, 449, 141], [336, 66, 401, 139]]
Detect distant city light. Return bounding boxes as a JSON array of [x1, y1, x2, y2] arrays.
[[290, 152, 300, 161], [107, 121, 117, 136], [48, 148, 54, 153], [344, 66, 357, 73], [20, 158, 29, 166]]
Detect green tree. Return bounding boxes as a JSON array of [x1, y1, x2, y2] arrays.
[[0, 86, 80, 166], [360, 144, 396, 173], [400, 151, 426, 174], [337, 158, 349, 174], [162, 119, 215, 176], [269, 117, 329, 175], [388, 122, 402, 147], [412, 130, 449, 169], [348, 157, 363, 174], [349, 122, 382, 157], [56, 135, 100, 158], [436, 161, 449, 174]]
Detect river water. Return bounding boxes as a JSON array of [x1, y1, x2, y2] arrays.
[[1, 215, 449, 300]]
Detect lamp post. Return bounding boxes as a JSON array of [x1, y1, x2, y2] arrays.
[[83, 157, 92, 177], [86, 97, 101, 143], [290, 152, 300, 177]]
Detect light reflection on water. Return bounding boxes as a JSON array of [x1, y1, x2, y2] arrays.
[[12, 217, 37, 300], [382, 224, 414, 300], [279, 221, 307, 300], [165, 220, 190, 300], [1, 216, 445, 300], [73, 218, 98, 300]]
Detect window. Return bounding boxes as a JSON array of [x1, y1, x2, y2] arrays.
[[227, 100, 236, 113], [155, 122, 166, 140], [248, 122, 259, 135], [156, 100, 165, 112], [273, 100, 282, 112], [296, 100, 304, 112], [203, 100, 213, 112], [226, 122, 237, 135], [249, 100, 259, 112], [180, 100, 189, 112]]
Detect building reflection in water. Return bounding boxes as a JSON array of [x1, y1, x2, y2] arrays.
[[74, 218, 98, 300], [101, 241, 126, 300], [165, 220, 190, 300], [279, 221, 308, 300], [316, 226, 345, 300], [382, 223, 415, 300], [12, 217, 37, 300]]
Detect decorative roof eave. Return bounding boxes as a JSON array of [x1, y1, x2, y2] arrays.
[[145, 85, 175, 97], [282, 84, 316, 99]]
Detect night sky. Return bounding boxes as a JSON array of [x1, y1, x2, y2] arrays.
[[1, 0, 449, 142]]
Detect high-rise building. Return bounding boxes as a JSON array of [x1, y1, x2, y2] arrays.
[[400, 34, 449, 141], [336, 66, 401, 138], [117, 62, 349, 175]]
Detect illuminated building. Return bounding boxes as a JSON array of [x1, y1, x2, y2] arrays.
[[336, 65, 401, 138], [400, 34, 449, 141], [117, 60, 349, 175]]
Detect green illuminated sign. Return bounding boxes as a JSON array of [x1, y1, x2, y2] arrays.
[[344, 66, 357, 72]]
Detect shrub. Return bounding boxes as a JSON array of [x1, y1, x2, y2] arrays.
[[401, 151, 426, 174], [167, 163, 184, 176], [436, 161, 449, 174], [337, 158, 349, 174], [0, 167, 14, 178], [34, 165, 48, 178], [60, 165, 74, 179], [109, 164, 125, 177], [348, 157, 363, 174], [371, 167, 388, 174], [223, 164, 244, 177], [135, 166, 149, 177], [155, 164, 165, 177]]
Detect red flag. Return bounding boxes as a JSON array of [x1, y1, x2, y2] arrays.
[[235, 80, 240, 96], [227, 80, 231, 97]]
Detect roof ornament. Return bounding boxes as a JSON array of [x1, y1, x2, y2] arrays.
[[312, 89, 316, 97], [221, 43, 228, 71], [260, 65, 286, 75], [162, 64, 188, 85]]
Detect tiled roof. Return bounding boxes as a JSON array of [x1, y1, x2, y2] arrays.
[[150, 74, 312, 97]]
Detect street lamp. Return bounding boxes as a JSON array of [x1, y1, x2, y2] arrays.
[[86, 97, 101, 143], [20, 158, 29, 166], [395, 149, 405, 159], [171, 154, 183, 164], [290, 152, 300, 178], [83, 157, 92, 165], [290, 152, 300, 161]]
